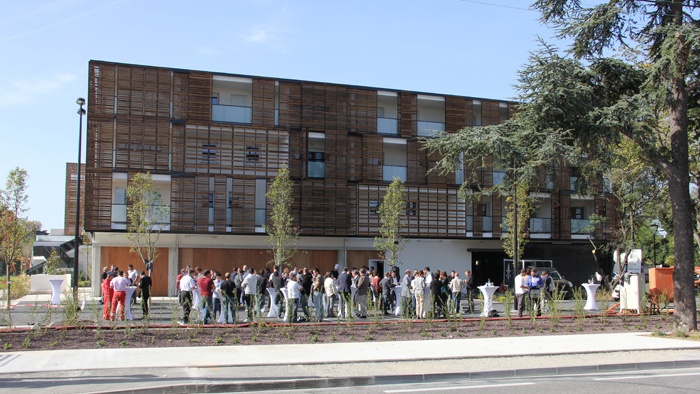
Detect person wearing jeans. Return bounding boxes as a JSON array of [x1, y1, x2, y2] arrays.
[[286, 273, 302, 323], [450, 273, 463, 314]]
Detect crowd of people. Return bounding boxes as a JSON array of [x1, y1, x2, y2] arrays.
[[170, 265, 481, 324], [513, 268, 555, 317], [99, 262, 557, 324]]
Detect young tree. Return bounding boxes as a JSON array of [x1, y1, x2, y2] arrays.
[[531, 0, 699, 332], [265, 164, 299, 272], [502, 184, 532, 262], [374, 177, 406, 268], [126, 172, 169, 273], [0, 167, 33, 309], [422, 120, 574, 265]]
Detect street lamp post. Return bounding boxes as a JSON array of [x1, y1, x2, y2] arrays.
[[74, 98, 86, 296], [651, 223, 659, 267]]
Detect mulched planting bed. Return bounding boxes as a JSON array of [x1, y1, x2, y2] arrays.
[[0, 314, 676, 352]]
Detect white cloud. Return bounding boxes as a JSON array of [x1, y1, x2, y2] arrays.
[[241, 26, 273, 43], [0, 73, 77, 107]]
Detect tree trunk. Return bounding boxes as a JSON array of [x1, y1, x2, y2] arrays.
[[666, 67, 696, 332]]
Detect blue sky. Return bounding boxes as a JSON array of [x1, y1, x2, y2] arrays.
[[0, 0, 559, 232]]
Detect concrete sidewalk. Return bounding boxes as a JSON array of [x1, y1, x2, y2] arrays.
[[3, 290, 700, 393], [2, 332, 700, 393]]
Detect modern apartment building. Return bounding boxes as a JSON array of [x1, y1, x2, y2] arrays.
[[81, 60, 618, 296]]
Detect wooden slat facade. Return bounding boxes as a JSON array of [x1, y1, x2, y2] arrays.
[[63, 163, 83, 236], [83, 60, 616, 244]]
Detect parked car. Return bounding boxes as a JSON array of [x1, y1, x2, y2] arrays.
[[694, 267, 700, 288], [528, 266, 574, 299]]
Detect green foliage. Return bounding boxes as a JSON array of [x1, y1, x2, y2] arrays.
[[126, 172, 168, 270], [1, 167, 34, 308], [532, 0, 699, 332], [264, 164, 299, 270], [45, 250, 63, 275], [502, 185, 532, 260], [374, 177, 406, 267]]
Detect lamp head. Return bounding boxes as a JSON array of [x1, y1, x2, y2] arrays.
[[76, 97, 85, 106]]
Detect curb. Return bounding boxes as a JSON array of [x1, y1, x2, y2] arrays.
[[91, 358, 700, 394]]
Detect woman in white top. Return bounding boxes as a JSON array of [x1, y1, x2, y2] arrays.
[[286, 273, 303, 323]]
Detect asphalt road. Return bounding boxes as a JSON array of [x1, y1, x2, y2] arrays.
[[239, 366, 700, 394]]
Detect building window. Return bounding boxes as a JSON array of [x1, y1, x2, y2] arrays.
[[499, 102, 508, 123], [307, 132, 325, 178], [406, 201, 418, 217], [571, 207, 584, 219], [377, 91, 398, 135], [255, 179, 266, 229], [202, 143, 217, 163], [383, 138, 407, 181], [570, 167, 580, 190], [473, 100, 482, 126], [246, 146, 260, 162], [211, 94, 219, 105], [417, 95, 445, 137], [369, 200, 379, 215]]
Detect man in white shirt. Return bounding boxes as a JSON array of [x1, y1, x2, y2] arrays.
[[514, 269, 528, 317], [286, 273, 303, 323], [179, 269, 196, 324], [241, 268, 258, 322], [127, 264, 139, 304], [110, 271, 130, 321], [323, 272, 337, 318]]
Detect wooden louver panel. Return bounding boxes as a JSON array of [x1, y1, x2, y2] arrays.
[[187, 72, 212, 121]]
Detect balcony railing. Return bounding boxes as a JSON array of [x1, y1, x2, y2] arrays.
[[530, 217, 552, 233], [111, 204, 127, 224], [571, 219, 592, 234], [378, 117, 398, 135], [255, 208, 266, 227], [212, 104, 252, 124], [111, 204, 170, 225], [383, 165, 406, 182], [483, 216, 493, 232], [417, 120, 445, 137], [307, 161, 325, 178]]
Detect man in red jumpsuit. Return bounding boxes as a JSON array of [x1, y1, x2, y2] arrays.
[[110, 270, 129, 321], [102, 272, 115, 320]]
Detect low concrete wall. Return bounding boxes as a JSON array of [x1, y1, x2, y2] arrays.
[[30, 274, 72, 293]]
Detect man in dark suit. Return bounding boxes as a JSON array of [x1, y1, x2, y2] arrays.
[[464, 270, 475, 313], [337, 267, 352, 318]]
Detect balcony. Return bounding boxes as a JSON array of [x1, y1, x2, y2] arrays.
[[571, 219, 592, 234], [378, 117, 398, 135], [417, 120, 445, 137], [530, 217, 552, 233], [383, 165, 406, 182], [212, 104, 252, 124]]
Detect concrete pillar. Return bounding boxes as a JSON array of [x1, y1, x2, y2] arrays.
[[168, 246, 178, 296], [91, 246, 102, 297]]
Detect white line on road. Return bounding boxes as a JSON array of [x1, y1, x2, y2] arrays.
[[384, 382, 535, 393], [594, 371, 700, 381]]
